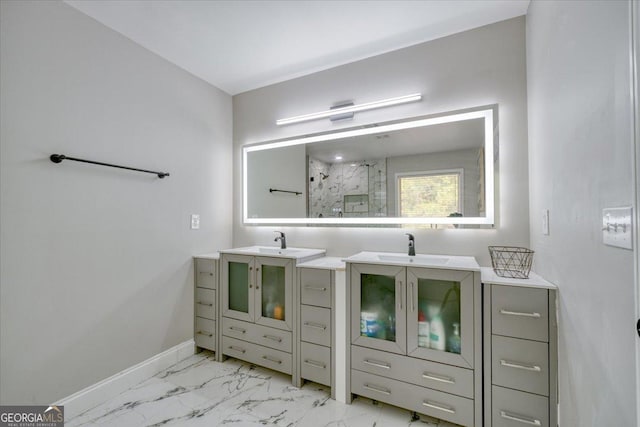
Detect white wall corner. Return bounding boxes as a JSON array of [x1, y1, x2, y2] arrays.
[[54, 340, 196, 420]]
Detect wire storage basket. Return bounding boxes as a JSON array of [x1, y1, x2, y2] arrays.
[[488, 246, 534, 279]]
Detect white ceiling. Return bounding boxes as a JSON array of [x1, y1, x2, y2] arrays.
[[65, 0, 529, 95]]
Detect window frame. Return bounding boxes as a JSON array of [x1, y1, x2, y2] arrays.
[[395, 168, 465, 218]]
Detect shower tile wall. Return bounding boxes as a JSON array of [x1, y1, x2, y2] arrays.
[[308, 158, 387, 218]]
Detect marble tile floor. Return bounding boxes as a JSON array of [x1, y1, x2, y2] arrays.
[[67, 351, 460, 427]]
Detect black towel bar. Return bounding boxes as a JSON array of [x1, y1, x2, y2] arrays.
[[50, 154, 170, 178]]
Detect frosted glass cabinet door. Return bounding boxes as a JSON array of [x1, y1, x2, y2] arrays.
[[351, 263, 406, 354], [255, 257, 293, 331], [406, 268, 475, 368], [222, 254, 255, 322]]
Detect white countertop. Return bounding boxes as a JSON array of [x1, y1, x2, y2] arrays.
[[481, 267, 557, 290], [194, 252, 220, 260], [343, 251, 480, 272], [297, 256, 346, 271], [220, 246, 326, 260]]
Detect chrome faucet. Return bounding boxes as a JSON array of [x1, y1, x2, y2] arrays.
[[274, 231, 287, 249], [406, 233, 415, 256]]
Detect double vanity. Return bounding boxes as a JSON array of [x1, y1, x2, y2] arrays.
[[193, 244, 557, 427]]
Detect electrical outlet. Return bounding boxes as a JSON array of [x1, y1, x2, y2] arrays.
[[602, 207, 632, 249], [190, 214, 200, 230]]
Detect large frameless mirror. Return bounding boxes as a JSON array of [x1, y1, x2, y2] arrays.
[[243, 106, 496, 227]]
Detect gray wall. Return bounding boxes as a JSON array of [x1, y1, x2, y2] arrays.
[[527, 1, 636, 424], [247, 144, 306, 218], [233, 17, 528, 265], [0, 1, 232, 404]]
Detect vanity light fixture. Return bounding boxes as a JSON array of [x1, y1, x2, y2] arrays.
[[276, 93, 422, 126], [335, 155, 343, 161]]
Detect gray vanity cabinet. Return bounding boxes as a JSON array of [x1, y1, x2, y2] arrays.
[[220, 253, 295, 376], [348, 262, 482, 427], [482, 269, 558, 427], [194, 256, 218, 356], [296, 267, 335, 395]]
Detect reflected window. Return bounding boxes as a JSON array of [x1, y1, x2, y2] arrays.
[[397, 170, 462, 218]]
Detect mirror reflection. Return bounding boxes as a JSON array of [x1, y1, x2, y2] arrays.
[[243, 107, 495, 226]]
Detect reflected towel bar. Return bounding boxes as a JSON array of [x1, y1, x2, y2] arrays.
[[50, 154, 170, 178], [269, 188, 302, 196]]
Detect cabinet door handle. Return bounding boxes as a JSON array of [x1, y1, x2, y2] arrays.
[[398, 281, 403, 310], [500, 309, 541, 318], [303, 321, 327, 330], [261, 355, 282, 364], [196, 301, 214, 307], [196, 330, 213, 337], [228, 345, 246, 354], [411, 282, 415, 312], [363, 383, 391, 395], [229, 326, 246, 334], [422, 400, 455, 414], [304, 286, 327, 292], [500, 410, 542, 426], [500, 359, 542, 372], [422, 372, 455, 384], [304, 359, 326, 369], [263, 334, 283, 343], [363, 358, 391, 369]]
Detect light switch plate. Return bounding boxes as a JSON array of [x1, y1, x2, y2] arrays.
[[602, 207, 632, 249], [190, 214, 200, 230], [542, 209, 550, 235]]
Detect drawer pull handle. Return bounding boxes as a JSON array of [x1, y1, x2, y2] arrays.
[[500, 410, 542, 426], [363, 359, 391, 369], [422, 372, 455, 384], [500, 359, 542, 372], [261, 355, 282, 364], [500, 309, 541, 318], [363, 383, 391, 395], [196, 330, 213, 337], [304, 286, 327, 292], [196, 301, 214, 307], [229, 326, 246, 334], [304, 359, 326, 369], [263, 334, 283, 343], [422, 401, 455, 414], [198, 271, 213, 276], [228, 345, 246, 354], [303, 321, 327, 330]]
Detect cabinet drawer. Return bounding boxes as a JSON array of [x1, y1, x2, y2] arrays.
[[195, 258, 216, 289], [300, 268, 332, 308], [492, 285, 548, 342], [492, 335, 549, 396], [351, 370, 474, 427], [301, 305, 331, 347], [195, 288, 216, 320], [195, 317, 216, 350], [492, 385, 549, 427], [351, 345, 473, 399], [301, 342, 331, 386], [222, 317, 292, 352], [222, 336, 292, 375]]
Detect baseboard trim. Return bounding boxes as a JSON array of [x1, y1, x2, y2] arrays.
[[55, 340, 196, 419]]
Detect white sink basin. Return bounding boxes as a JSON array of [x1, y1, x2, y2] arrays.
[[221, 246, 325, 260], [377, 254, 450, 266], [343, 251, 480, 271], [258, 247, 301, 256]]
